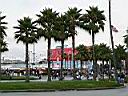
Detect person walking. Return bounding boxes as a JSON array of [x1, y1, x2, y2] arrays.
[[120, 72, 125, 84]]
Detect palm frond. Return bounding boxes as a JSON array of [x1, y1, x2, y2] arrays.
[[14, 17, 38, 44]]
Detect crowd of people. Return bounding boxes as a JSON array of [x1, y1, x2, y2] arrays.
[[1, 66, 127, 84]]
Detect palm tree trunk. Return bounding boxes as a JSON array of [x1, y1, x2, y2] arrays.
[[125, 58, 128, 75], [109, 0, 118, 82], [102, 60, 104, 80], [72, 35, 76, 79], [65, 59, 66, 69], [92, 32, 96, 80], [108, 60, 111, 80], [106, 60, 110, 79], [119, 60, 122, 73], [77, 60, 79, 69], [25, 43, 29, 82], [80, 60, 82, 72], [67, 59, 68, 70], [0, 43, 1, 80], [96, 60, 99, 78], [47, 38, 51, 81], [60, 40, 64, 80], [70, 58, 71, 69]]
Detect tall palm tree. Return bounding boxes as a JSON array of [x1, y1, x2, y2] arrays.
[[53, 15, 69, 80], [79, 6, 106, 80], [36, 8, 59, 81], [0, 13, 7, 80], [124, 30, 128, 74], [65, 7, 82, 79], [14, 17, 38, 82]]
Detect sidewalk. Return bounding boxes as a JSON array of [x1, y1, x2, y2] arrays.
[[0, 76, 73, 82]]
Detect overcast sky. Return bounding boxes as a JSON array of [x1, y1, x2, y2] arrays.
[[0, 0, 128, 61]]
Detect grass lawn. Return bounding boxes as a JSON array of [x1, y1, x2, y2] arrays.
[[0, 80, 122, 90]]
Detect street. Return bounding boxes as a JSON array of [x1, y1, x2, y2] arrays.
[[0, 86, 128, 96]]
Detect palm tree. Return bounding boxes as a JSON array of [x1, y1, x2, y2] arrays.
[[65, 7, 82, 79], [124, 30, 128, 74], [53, 15, 69, 80], [93, 44, 101, 78], [0, 41, 8, 58], [96, 43, 112, 79], [0, 40, 8, 79], [36, 8, 59, 81], [0, 13, 7, 80], [79, 6, 106, 80], [114, 44, 127, 73], [14, 17, 38, 82], [0, 41, 8, 52], [76, 44, 89, 71]]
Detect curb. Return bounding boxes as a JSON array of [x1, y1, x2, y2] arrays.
[[76, 86, 126, 91], [0, 86, 126, 93]]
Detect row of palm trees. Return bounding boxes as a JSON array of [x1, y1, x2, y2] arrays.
[[13, 6, 106, 82], [0, 6, 127, 82], [75, 44, 127, 76]]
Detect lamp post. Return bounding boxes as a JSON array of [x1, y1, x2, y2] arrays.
[[109, 0, 118, 82]]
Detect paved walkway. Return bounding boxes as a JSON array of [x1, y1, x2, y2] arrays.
[[0, 75, 74, 82]]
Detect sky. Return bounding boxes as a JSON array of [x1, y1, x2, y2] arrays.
[[0, 0, 128, 61]]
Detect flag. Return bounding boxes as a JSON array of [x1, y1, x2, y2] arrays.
[[111, 25, 118, 32]]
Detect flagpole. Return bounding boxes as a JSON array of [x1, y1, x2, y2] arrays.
[[109, 0, 118, 82]]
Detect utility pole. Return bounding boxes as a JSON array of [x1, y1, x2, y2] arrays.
[[109, 0, 118, 82]]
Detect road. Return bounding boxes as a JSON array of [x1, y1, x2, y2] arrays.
[[0, 86, 128, 96]]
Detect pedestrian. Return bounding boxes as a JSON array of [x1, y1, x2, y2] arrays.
[[120, 72, 125, 84], [117, 73, 121, 84]]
